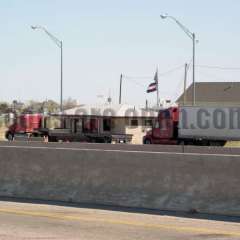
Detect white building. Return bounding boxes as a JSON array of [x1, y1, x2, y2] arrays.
[[63, 104, 158, 144]]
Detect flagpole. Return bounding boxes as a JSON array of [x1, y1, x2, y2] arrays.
[[146, 69, 159, 106], [156, 68, 159, 108]]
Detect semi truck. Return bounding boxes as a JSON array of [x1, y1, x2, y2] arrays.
[[6, 114, 132, 143], [5, 114, 44, 140], [143, 106, 240, 146]]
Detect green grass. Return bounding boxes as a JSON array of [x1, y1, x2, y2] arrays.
[[225, 141, 240, 148]]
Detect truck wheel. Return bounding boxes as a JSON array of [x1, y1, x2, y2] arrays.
[[48, 136, 57, 142], [6, 132, 14, 141], [209, 141, 225, 147], [178, 140, 185, 146], [103, 137, 111, 143], [144, 139, 152, 144]]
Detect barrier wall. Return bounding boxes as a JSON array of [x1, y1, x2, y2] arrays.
[[0, 144, 240, 216]]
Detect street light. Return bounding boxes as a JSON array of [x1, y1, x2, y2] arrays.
[[31, 25, 63, 112], [160, 14, 197, 106]]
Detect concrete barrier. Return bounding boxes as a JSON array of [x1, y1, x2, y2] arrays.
[[0, 144, 240, 216]]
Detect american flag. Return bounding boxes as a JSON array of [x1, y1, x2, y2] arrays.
[[147, 70, 158, 93]]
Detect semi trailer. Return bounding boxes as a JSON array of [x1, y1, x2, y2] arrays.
[[143, 106, 240, 146], [6, 114, 132, 143]]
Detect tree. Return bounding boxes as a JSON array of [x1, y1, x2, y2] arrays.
[[0, 102, 10, 114], [11, 100, 24, 114], [42, 100, 59, 114], [63, 98, 78, 110], [22, 100, 59, 114], [22, 100, 42, 114]]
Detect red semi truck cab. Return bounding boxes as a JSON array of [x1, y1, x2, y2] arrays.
[[143, 107, 179, 144], [6, 114, 43, 140]]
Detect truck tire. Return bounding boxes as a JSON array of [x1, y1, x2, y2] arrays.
[[103, 137, 111, 143], [178, 140, 185, 146], [144, 139, 152, 144], [209, 141, 225, 147], [48, 136, 57, 142], [6, 132, 14, 141]]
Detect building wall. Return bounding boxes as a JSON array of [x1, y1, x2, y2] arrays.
[[125, 118, 152, 144], [126, 126, 151, 144], [89, 117, 153, 144], [111, 118, 126, 134], [100, 117, 153, 144]]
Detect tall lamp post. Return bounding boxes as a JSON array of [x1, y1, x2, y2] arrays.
[[31, 25, 63, 112], [160, 14, 196, 106]]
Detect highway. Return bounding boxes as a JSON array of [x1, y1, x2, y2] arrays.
[[0, 200, 240, 240], [1, 140, 240, 155]]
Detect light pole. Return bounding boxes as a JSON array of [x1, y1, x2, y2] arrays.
[[160, 14, 196, 106], [31, 25, 63, 112]]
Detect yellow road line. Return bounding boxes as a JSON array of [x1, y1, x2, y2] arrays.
[[0, 208, 239, 237]]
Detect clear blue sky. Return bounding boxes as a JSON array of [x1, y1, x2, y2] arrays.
[[0, 0, 240, 106]]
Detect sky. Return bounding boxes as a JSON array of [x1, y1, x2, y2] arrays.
[[0, 0, 240, 106]]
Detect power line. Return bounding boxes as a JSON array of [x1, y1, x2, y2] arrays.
[[125, 78, 146, 87], [121, 64, 186, 95], [123, 75, 152, 80], [158, 64, 185, 76], [197, 65, 240, 70], [123, 63, 185, 80]]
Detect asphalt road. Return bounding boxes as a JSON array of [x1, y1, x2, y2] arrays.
[[1, 140, 240, 155], [0, 200, 240, 240]]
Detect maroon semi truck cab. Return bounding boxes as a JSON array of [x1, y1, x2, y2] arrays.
[[143, 107, 179, 144], [6, 114, 43, 140]]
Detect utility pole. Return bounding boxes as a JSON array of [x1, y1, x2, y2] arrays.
[[31, 25, 63, 112], [183, 63, 188, 106], [119, 74, 123, 104], [60, 41, 63, 112], [160, 14, 197, 106], [156, 69, 159, 108], [192, 33, 196, 106]]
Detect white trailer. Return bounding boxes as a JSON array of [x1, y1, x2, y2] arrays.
[[178, 106, 240, 144]]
